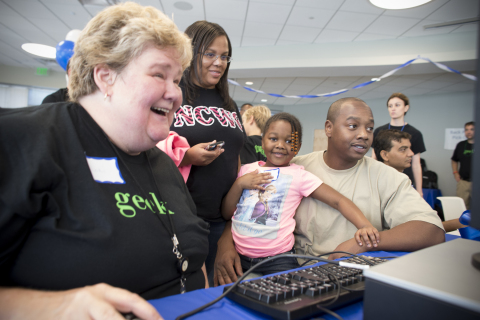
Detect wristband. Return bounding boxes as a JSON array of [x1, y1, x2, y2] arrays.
[[453, 171, 458, 174]]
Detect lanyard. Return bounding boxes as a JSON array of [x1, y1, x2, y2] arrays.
[[107, 141, 188, 294], [388, 122, 405, 131]]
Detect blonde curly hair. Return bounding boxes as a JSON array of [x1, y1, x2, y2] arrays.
[[68, 2, 192, 101]]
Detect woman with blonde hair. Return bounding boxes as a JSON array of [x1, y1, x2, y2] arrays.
[[0, 3, 208, 319]]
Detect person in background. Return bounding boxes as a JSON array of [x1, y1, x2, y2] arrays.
[[375, 130, 464, 232], [240, 104, 271, 165], [171, 20, 244, 286], [213, 97, 444, 286], [42, 60, 70, 103], [373, 129, 414, 173], [240, 103, 253, 116], [451, 121, 475, 209], [0, 3, 209, 319], [372, 93, 426, 197]]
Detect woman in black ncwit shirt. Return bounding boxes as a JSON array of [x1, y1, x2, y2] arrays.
[[171, 21, 245, 286]]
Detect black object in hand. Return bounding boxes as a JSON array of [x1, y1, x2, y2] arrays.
[[205, 141, 225, 151]]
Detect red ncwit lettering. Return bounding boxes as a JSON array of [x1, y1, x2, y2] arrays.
[[115, 192, 174, 218], [173, 105, 243, 132]]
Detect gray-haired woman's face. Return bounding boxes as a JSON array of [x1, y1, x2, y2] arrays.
[[107, 45, 183, 154]]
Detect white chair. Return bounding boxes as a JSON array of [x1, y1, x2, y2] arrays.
[[437, 196, 467, 236]]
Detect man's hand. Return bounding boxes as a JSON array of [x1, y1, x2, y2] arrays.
[[213, 223, 243, 286], [180, 141, 224, 167], [329, 238, 368, 260], [454, 172, 461, 182]]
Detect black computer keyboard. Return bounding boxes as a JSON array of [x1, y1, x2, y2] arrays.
[[224, 256, 389, 320]]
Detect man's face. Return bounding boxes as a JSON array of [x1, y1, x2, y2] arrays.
[[465, 125, 475, 140], [325, 101, 374, 169], [382, 138, 414, 172]]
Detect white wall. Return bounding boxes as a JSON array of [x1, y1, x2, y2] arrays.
[[284, 91, 475, 197]]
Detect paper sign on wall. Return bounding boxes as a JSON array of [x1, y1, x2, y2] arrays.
[[444, 128, 465, 150]]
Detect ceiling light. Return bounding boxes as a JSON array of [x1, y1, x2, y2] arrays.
[[21, 43, 56, 59], [245, 81, 253, 85], [261, 99, 267, 102], [174, 1, 193, 10], [369, 0, 432, 10]]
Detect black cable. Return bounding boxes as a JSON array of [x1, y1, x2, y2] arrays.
[[314, 304, 344, 320], [175, 254, 339, 320], [299, 251, 377, 267]]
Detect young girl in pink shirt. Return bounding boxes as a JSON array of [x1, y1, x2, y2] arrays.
[[222, 112, 380, 275]]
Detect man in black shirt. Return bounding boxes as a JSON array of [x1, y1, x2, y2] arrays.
[[451, 121, 475, 208]]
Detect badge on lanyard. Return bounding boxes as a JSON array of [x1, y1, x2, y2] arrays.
[[86, 156, 125, 184]]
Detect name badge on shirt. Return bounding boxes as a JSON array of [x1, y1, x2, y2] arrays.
[[260, 168, 280, 181], [86, 156, 125, 184]]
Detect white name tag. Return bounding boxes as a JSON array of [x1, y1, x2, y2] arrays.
[[260, 168, 280, 181], [86, 156, 125, 184]]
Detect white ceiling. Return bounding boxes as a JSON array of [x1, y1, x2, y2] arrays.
[[0, 0, 478, 106]]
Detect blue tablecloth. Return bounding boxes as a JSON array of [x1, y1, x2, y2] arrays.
[[149, 251, 408, 320], [149, 235, 459, 320], [423, 188, 442, 209]]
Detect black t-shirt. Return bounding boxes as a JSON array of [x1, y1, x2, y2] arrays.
[[42, 88, 69, 104], [373, 123, 426, 186], [240, 135, 266, 165], [451, 140, 474, 181], [171, 85, 245, 222], [0, 103, 209, 299]]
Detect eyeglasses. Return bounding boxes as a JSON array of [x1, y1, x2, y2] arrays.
[[203, 52, 232, 63]]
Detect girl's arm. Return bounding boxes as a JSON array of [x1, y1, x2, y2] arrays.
[[310, 184, 380, 248], [221, 170, 272, 220]]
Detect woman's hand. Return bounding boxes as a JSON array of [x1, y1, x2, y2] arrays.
[[236, 169, 272, 191], [0, 284, 162, 320], [180, 140, 224, 167], [355, 224, 380, 248]]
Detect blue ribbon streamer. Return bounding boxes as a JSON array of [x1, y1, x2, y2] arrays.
[[228, 56, 476, 99]]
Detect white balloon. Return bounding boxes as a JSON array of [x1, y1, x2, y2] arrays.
[[65, 29, 82, 43]]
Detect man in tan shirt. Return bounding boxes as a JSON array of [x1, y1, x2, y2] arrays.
[[213, 97, 445, 284]]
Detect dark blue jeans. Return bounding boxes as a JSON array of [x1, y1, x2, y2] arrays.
[[205, 220, 226, 287], [238, 247, 299, 276]]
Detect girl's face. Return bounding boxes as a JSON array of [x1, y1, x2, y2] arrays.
[[387, 97, 409, 121], [262, 120, 298, 167]]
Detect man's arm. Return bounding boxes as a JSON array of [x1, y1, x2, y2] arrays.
[[412, 153, 423, 197], [213, 221, 243, 286], [451, 160, 461, 182], [329, 220, 445, 260]]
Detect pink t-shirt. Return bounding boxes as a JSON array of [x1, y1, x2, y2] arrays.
[[232, 161, 323, 258]]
